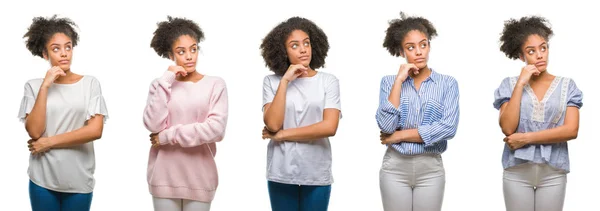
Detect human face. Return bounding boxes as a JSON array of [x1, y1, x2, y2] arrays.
[[170, 35, 199, 72], [401, 30, 430, 69], [43, 33, 73, 71], [285, 30, 312, 67], [520, 34, 549, 72]]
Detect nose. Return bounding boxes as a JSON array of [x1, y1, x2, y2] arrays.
[[60, 48, 67, 57], [299, 45, 307, 54], [186, 51, 192, 61], [415, 47, 422, 56], [536, 50, 543, 59]]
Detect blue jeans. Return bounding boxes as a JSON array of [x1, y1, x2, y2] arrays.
[[268, 181, 331, 211], [29, 180, 93, 211]]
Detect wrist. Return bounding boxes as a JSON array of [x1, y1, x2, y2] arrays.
[[279, 79, 290, 86], [41, 82, 51, 89], [275, 130, 286, 141], [395, 76, 405, 83], [46, 136, 57, 148], [392, 131, 403, 143], [522, 133, 533, 144]]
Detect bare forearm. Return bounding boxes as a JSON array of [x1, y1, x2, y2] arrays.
[[51, 117, 104, 148], [25, 86, 49, 139], [264, 81, 288, 132], [392, 129, 423, 143], [499, 84, 524, 135], [525, 126, 578, 145], [279, 121, 337, 142], [387, 79, 403, 108]]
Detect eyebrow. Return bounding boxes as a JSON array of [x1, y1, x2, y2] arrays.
[[404, 39, 428, 45], [288, 37, 310, 44], [525, 42, 547, 49], [50, 42, 72, 46], [175, 44, 197, 49]]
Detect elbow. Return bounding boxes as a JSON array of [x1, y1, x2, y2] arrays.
[[327, 128, 337, 137], [144, 122, 165, 134], [27, 131, 42, 140], [265, 122, 282, 133], [568, 127, 579, 140], [501, 127, 516, 136]]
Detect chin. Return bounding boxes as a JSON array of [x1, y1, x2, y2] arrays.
[[184, 67, 196, 73], [59, 65, 71, 70], [416, 63, 427, 69]]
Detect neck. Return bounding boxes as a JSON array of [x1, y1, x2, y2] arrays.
[[54, 69, 73, 83], [298, 68, 317, 78], [530, 69, 553, 82], [176, 70, 203, 81]]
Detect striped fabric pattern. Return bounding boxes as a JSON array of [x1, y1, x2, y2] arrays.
[[376, 70, 460, 155]]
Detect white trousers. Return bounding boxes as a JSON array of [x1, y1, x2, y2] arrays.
[[379, 148, 445, 211], [153, 197, 211, 211], [503, 162, 567, 211]]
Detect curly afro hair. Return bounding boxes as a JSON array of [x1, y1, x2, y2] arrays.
[[260, 17, 329, 76], [499, 16, 553, 60], [23, 15, 79, 58], [383, 12, 437, 57], [151, 16, 204, 59]]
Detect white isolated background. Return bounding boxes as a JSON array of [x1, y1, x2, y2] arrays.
[[0, 0, 598, 210]]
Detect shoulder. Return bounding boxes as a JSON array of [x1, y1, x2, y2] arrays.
[[379, 75, 396, 85], [204, 75, 227, 89], [82, 75, 101, 84], [318, 72, 340, 85], [263, 74, 282, 84], [25, 78, 43, 87], [432, 71, 458, 88]]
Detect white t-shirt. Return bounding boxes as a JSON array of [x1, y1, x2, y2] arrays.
[[18, 76, 108, 193], [262, 71, 341, 186]]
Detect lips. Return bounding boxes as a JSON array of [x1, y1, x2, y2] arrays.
[[535, 61, 547, 66], [184, 62, 195, 67], [299, 56, 310, 60], [415, 58, 426, 63], [59, 60, 69, 64]]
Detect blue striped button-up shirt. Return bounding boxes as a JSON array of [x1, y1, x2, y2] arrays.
[[376, 70, 460, 155]]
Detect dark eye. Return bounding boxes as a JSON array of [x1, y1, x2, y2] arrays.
[[304, 42, 310, 46], [541, 46, 547, 52], [53, 47, 59, 52], [291, 44, 298, 49], [66, 46, 71, 51], [191, 48, 197, 53], [178, 50, 184, 55], [421, 43, 427, 48], [407, 46, 414, 50], [528, 49, 535, 55]]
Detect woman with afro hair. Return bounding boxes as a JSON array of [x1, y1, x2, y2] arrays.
[[493, 16, 582, 211], [19, 15, 109, 211], [260, 16, 341, 211], [143, 16, 228, 211], [376, 12, 459, 211]]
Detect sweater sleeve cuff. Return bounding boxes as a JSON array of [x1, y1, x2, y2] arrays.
[[160, 71, 177, 85], [158, 127, 173, 145]]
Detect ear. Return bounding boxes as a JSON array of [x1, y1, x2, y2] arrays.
[[399, 50, 405, 58], [518, 53, 525, 62], [168, 53, 174, 61], [42, 50, 48, 60]]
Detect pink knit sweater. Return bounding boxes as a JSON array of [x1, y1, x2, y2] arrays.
[[143, 71, 228, 202]]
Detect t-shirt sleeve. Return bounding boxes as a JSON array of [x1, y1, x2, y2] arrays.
[[567, 79, 583, 108], [18, 81, 36, 123], [262, 75, 276, 111], [493, 77, 513, 110], [324, 75, 342, 115], [88, 77, 109, 123]]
